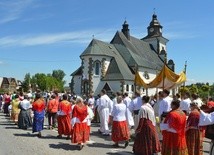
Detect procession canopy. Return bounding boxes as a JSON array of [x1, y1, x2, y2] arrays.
[[134, 64, 186, 89]]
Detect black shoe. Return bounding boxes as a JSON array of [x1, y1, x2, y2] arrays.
[[57, 135, 62, 138], [124, 141, 129, 148], [37, 133, 42, 138], [112, 143, 119, 148]]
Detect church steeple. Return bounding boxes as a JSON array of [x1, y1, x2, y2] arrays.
[[142, 13, 168, 54], [121, 20, 130, 40], [147, 13, 163, 37]]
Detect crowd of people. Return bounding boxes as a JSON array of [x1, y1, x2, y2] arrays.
[[0, 89, 214, 154]]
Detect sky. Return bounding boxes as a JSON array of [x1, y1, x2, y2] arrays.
[[0, 0, 213, 86]]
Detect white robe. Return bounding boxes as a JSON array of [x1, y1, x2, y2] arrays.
[[123, 96, 134, 127], [199, 110, 214, 126], [99, 94, 111, 134], [129, 96, 142, 130]]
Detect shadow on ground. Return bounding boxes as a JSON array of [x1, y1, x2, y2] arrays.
[[106, 151, 132, 155], [49, 142, 79, 151], [13, 132, 36, 137], [87, 142, 113, 149], [5, 126, 19, 129]]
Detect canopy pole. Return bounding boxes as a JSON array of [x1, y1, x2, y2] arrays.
[[134, 64, 138, 93], [183, 61, 187, 87], [162, 53, 167, 90]]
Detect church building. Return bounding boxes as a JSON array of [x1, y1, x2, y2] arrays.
[[70, 14, 175, 97]]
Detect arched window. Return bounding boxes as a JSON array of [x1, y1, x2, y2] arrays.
[[126, 84, 129, 91], [131, 85, 134, 91], [94, 61, 100, 75]]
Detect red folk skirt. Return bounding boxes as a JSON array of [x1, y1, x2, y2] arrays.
[[111, 120, 130, 142], [72, 122, 90, 144], [57, 115, 72, 135], [186, 129, 203, 155], [133, 119, 161, 155], [162, 131, 188, 155]]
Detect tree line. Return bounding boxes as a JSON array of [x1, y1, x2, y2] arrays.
[[22, 69, 66, 92], [180, 82, 214, 100]]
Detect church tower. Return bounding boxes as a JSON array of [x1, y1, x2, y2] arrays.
[[121, 20, 130, 40], [142, 13, 169, 55]]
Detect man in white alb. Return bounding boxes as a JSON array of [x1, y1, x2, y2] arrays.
[[98, 89, 112, 136], [158, 89, 173, 121], [123, 92, 134, 128], [128, 90, 142, 130], [179, 91, 191, 115]]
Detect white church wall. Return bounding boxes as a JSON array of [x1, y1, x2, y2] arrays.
[[82, 55, 112, 96]]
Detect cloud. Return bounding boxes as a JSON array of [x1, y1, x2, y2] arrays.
[[0, 29, 115, 47], [0, 0, 34, 24]]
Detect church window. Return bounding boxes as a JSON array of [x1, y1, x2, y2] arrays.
[[131, 85, 134, 91], [94, 61, 100, 75], [126, 84, 129, 91]]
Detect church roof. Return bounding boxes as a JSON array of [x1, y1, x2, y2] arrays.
[[111, 31, 164, 70], [102, 55, 134, 81], [80, 39, 116, 57], [70, 66, 82, 76], [76, 14, 171, 81], [80, 38, 134, 81]]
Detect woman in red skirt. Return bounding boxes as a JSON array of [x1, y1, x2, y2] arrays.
[[110, 95, 129, 148], [186, 102, 204, 155], [57, 94, 72, 140], [161, 99, 188, 155], [71, 96, 89, 150], [133, 95, 161, 155]]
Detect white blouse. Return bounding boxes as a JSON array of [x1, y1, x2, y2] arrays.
[[111, 103, 127, 122]]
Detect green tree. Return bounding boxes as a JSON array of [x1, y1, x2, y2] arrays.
[[22, 73, 31, 92], [210, 83, 214, 98], [200, 84, 210, 99], [21, 69, 66, 92], [46, 75, 63, 91], [179, 86, 189, 94], [188, 84, 198, 94], [33, 73, 47, 91], [52, 70, 66, 82]]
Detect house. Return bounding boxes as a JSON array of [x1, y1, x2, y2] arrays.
[[0, 77, 19, 93], [70, 14, 175, 97]]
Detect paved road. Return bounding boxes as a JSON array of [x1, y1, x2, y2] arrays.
[[0, 112, 211, 155]]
